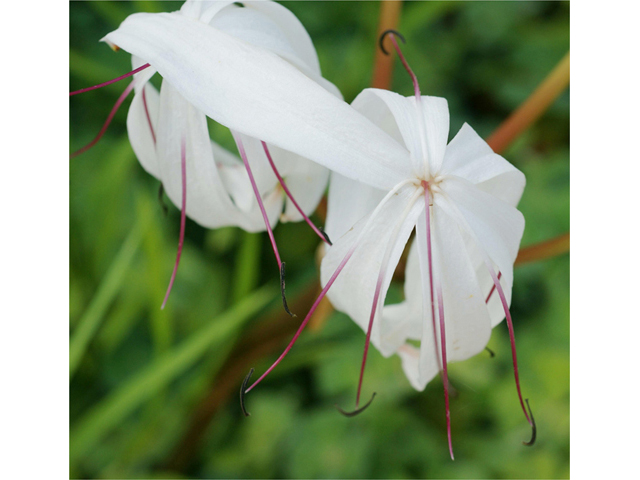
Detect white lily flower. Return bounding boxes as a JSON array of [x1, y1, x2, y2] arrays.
[[240, 31, 534, 457], [116, 0, 340, 232], [90, 0, 351, 310]]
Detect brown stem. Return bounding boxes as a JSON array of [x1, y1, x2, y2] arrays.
[[515, 232, 570, 266], [371, 1, 403, 89], [488, 52, 570, 154]]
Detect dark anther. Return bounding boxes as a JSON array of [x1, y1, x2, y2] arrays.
[[280, 262, 296, 317], [379, 29, 406, 55], [240, 368, 254, 417], [522, 398, 537, 446], [158, 183, 168, 217], [233, 2, 245, 7], [319, 228, 333, 246], [485, 347, 496, 358], [335, 392, 377, 417]]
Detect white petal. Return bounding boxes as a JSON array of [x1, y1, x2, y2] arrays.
[[277, 153, 330, 222], [324, 173, 386, 242], [379, 240, 424, 350], [420, 96, 450, 175], [180, 0, 233, 21], [156, 81, 282, 231], [244, 0, 321, 75], [438, 179, 524, 329], [320, 185, 423, 355], [406, 202, 493, 390], [352, 89, 449, 176], [103, 12, 410, 190], [440, 176, 525, 290], [441, 123, 525, 206]]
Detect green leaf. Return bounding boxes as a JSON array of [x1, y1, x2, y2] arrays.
[[69, 285, 275, 464], [69, 219, 146, 377]]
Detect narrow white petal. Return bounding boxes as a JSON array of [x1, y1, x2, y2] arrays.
[[127, 81, 160, 178], [440, 176, 525, 289], [156, 82, 282, 231], [324, 173, 386, 242], [244, 0, 321, 74], [352, 89, 449, 176], [411, 203, 493, 390], [379, 240, 424, 350], [420, 96, 450, 174], [104, 13, 410, 190], [441, 123, 525, 206], [278, 154, 330, 222], [320, 185, 423, 355]]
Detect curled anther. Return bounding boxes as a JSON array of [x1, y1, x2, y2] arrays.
[[240, 368, 254, 417], [158, 183, 169, 217], [280, 262, 296, 317], [319, 228, 333, 246], [522, 398, 537, 446], [485, 346, 496, 358], [379, 29, 406, 55], [335, 392, 377, 417]]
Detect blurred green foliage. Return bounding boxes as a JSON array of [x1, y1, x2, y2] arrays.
[[69, 2, 569, 478]]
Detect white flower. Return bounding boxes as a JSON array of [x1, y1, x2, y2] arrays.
[[238, 32, 533, 456], [323, 92, 526, 392], [109, 0, 341, 232]]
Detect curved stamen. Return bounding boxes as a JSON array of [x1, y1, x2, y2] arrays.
[[354, 187, 423, 408], [70, 77, 138, 159], [240, 368, 254, 417], [69, 63, 150, 96], [485, 347, 496, 358], [244, 180, 418, 394], [424, 183, 454, 460], [233, 134, 293, 316], [382, 30, 429, 178], [161, 136, 187, 310], [439, 191, 535, 445], [261, 141, 332, 245], [485, 271, 502, 303], [380, 30, 421, 99], [142, 86, 157, 144], [379, 29, 406, 55], [485, 263, 535, 443], [422, 182, 440, 372], [523, 399, 537, 446], [335, 392, 376, 417]]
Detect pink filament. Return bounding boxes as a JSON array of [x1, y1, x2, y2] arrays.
[[69, 63, 151, 96], [388, 34, 421, 99], [142, 86, 156, 145], [161, 137, 187, 310], [70, 78, 137, 159], [245, 245, 357, 393], [485, 265, 532, 427], [355, 268, 386, 407], [235, 136, 282, 268], [261, 141, 331, 245], [485, 271, 502, 303], [423, 182, 454, 460]]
